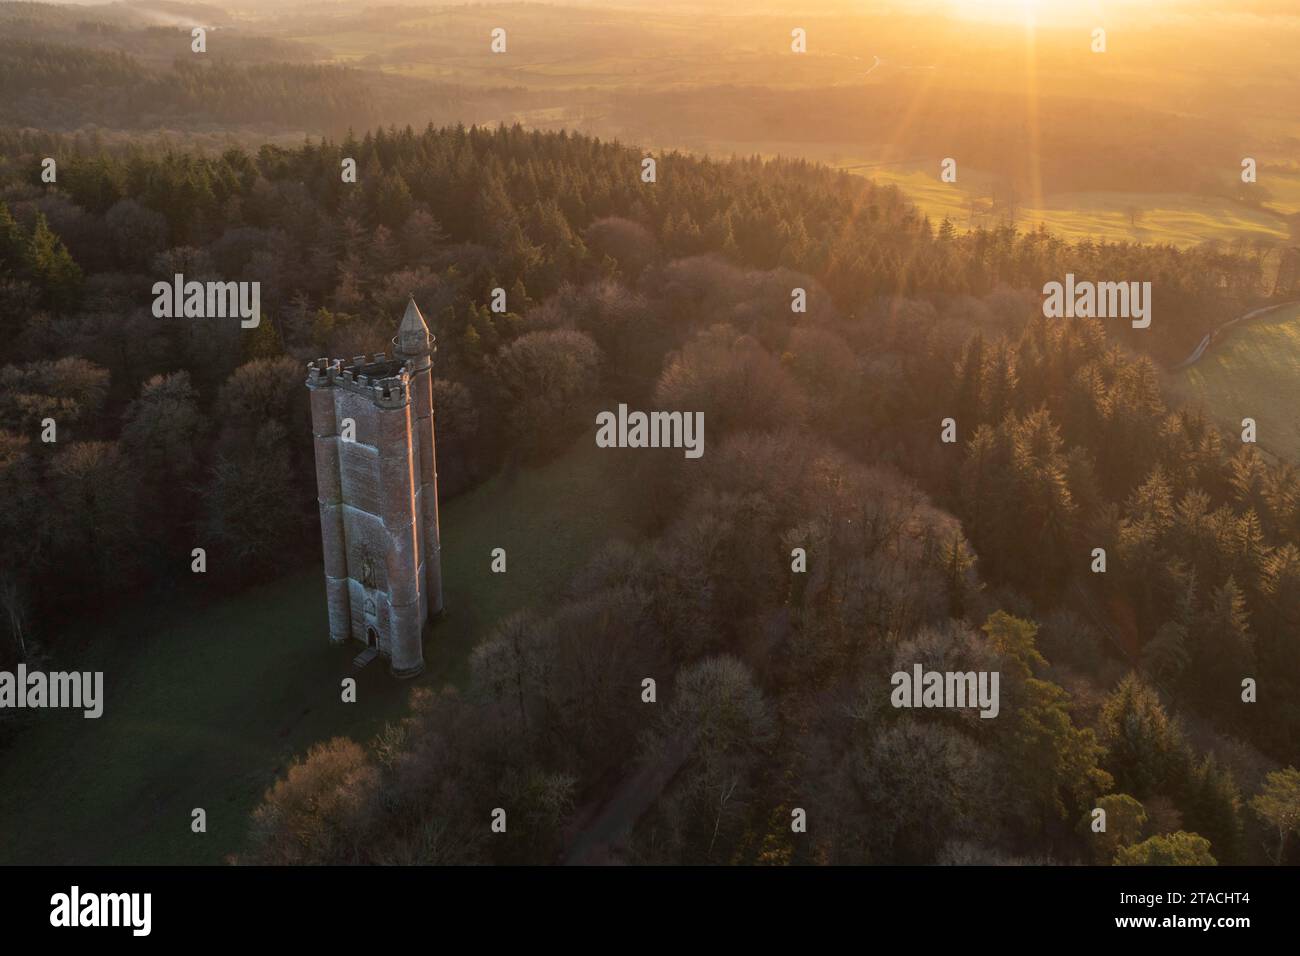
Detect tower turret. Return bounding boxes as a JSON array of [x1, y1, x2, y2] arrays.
[[397, 295, 433, 355], [394, 296, 444, 619]]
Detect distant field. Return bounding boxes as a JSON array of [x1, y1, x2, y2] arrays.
[[284, 11, 881, 91], [860, 165, 1296, 248], [1171, 303, 1300, 462], [681, 140, 1297, 249], [273, 9, 1300, 252], [0, 433, 634, 865]]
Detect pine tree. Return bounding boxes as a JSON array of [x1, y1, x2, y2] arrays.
[[1190, 577, 1253, 715], [1098, 673, 1188, 799], [1181, 755, 1243, 864], [0, 200, 27, 275], [26, 213, 82, 311], [243, 314, 285, 361]]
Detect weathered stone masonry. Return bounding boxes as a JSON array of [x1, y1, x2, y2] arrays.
[[305, 297, 443, 677]]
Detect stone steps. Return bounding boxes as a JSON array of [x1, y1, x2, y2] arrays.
[[352, 646, 379, 670]]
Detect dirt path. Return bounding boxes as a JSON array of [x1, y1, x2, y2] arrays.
[[562, 738, 687, 865], [1170, 300, 1300, 371]]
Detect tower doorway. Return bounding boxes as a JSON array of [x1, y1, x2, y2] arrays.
[[367, 627, 378, 649]]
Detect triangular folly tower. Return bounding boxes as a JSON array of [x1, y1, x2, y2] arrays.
[[305, 297, 443, 678]]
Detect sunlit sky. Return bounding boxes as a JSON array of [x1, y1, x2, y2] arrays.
[[938, 0, 1147, 27]]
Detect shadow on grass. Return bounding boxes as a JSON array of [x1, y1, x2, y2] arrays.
[[0, 434, 633, 864]]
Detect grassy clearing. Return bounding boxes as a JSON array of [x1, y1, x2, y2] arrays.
[[684, 143, 1291, 249], [0, 435, 633, 864], [861, 165, 1292, 248], [1171, 303, 1300, 462]]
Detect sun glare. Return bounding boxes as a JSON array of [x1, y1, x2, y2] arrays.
[[945, 0, 1084, 27]]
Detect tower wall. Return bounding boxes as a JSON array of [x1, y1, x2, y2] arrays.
[[335, 390, 382, 512], [377, 394, 423, 677], [308, 377, 350, 644], [307, 301, 441, 680], [406, 354, 444, 616]]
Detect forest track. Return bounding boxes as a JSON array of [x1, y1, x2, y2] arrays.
[[562, 738, 687, 865], [1170, 300, 1300, 371]]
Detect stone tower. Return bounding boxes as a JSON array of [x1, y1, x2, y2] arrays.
[[305, 297, 443, 678]]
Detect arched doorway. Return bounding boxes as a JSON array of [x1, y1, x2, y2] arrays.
[[366, 626, 378, 649]]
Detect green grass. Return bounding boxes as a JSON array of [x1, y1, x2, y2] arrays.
[[1171, 303, 1300, 462], [0, 435, 633, 865]]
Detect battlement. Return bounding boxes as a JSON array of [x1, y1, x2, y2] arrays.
[[306, 357, 343, 385], [306, 354, 412, 407]]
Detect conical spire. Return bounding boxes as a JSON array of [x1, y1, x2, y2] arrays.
[[396, 295, 432, 355]]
